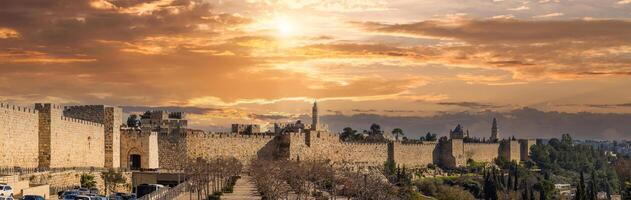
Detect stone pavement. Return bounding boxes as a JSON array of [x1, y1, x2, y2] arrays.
[[221, 175, 261, 200]]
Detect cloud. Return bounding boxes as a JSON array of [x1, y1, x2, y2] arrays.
[[436, 101, 501, 109], [532, 12, 564, 18], [244, 0, 390, 12], [507, 5, 530, 11], [355, 18, 631, 80], [121, 106, 222, 115], [618, 0, 631, 4], [0, 27, 19, 38], [490, 14, 515, 20], [586, 103, 631, 108]]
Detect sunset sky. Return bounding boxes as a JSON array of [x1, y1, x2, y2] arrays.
[[1, 0, 630, 139]]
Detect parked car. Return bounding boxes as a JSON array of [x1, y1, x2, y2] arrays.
[[108, 193, 136, 200], [89, 188, 99, 195], [0, 184, 13, 197], [0, 196, 14, 200], [62, 194, 77, 200], [60, 190, 80, 200], [86, 193, 107, 200], [22, 195, 45, 200], [74, 195, 91, 200]]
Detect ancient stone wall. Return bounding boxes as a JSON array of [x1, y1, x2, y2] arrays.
[[63, 105, 122, 168], [500, 140, 521, 161], [463, 143, 500, 163], [184, 132, 276, 167], [144, 129, 525, 170], [0, 103, 39, 168], [156, 130, 189, 170], [120, 129, 158, 169], [519, 139, 536, 161], [393, 142, 438, 168], [36, 103, 105, 168]]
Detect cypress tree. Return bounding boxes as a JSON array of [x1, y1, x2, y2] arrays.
[[514, 168, 519, 191], [576, 171, 586, 200], [507, 171, 513, 189], [522, 181, 529, 200], [589, 170, 597, 200]]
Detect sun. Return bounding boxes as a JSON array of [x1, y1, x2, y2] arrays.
[[274, 17, 295, 36]]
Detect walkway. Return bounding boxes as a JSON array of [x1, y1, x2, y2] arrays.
[[221, 175, 261, 200]]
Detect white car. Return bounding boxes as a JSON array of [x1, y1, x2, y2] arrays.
[[0, 184, 12, 197]]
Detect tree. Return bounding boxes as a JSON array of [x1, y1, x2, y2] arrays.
[[391, 128, 404, 141], [576, 171, 587, 200], [424, 132, 437, 141], [126, 114, 140, 128], [340, 127, 358, 141], [561, 134, 573, 146], [589, 170, 597, 200], [101, 169, 127, 195], [369, 123, 382, 135], [80, 174, 97, 189], [483, 169, 499, 200]]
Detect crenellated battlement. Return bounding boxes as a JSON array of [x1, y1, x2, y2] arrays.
[[60, 116, 104, 127], [34, 103, 64, 110], [0, 102, 39, 114], [394, 141, 438, 147], [340, 141, 388, 147], [463, 142, 500, 146], [187, 131, 276, 139]]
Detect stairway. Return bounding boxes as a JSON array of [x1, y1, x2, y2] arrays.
[[221, 175, 261, 200]]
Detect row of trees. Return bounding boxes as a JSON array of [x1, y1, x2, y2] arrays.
[[530, 134, 621, 196], [339, 124, 437, 142], [251, 159, 404, 200], [251, 159, 336, 200], [183, 157, 243, 200]]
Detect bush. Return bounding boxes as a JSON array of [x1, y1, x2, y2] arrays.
[[80, 174, 97, 189], [415, 178, 476, 200], [208, 192, 222, 200]]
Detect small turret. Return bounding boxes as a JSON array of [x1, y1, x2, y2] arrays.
[[311, 100, 319, 131], [491, 117, 499, 141]]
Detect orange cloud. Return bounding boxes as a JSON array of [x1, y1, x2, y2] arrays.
[[0, 27, 19, 39]]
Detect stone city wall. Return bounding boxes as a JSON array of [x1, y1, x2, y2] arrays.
[[0, 103, 39, 168], [393, 142, 438, 168], [36, 103, 105, 168], [184, 132, 277, 166], [463, 143, 500, 163], [500, 140, 521, 161], [63, 105, 122, 168], [120, 129, 158, 169], [286, 132, 389, 167], [519, 139, 536, 161]]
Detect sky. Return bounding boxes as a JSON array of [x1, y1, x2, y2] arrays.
[[0, 0, 630, 139]]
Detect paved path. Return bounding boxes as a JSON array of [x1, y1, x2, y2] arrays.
[[221, 175, 261, 200]]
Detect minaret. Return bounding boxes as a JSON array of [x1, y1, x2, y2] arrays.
[[491, 117, 499, 141], [311, 100, 319, 131]]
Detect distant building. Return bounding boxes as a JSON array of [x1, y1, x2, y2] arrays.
[[274, 101, 328, 134], [450, 124, 465, 139], [491, 117, 499, 141], [274, 120, 308, 134], [138, 110, 187, 132], [231, 124, 261, 135]]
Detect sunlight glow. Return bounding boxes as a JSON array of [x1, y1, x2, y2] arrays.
[[274, 17, 295, 36]]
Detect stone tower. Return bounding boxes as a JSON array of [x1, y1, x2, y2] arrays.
[[491, 117, 499, 141], [311, 101, 319, 131]]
